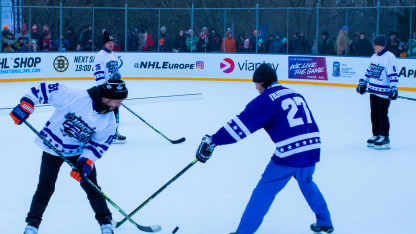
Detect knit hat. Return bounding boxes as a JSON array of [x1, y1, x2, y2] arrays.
[[103, 30, 115, 45], [373, 35, 386, 47], [100, 79, 128, 100], [253, 63, 277, 88], [32, 24, 38, 31], [3, 25, 8, 30]]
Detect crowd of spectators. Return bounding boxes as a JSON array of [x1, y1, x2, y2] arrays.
[[2, 23, 416, 57]]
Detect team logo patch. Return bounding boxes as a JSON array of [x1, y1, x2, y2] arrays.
[[53, 56, 69, 72], [61, 112, 96, 143]]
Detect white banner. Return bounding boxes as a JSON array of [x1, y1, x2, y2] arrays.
[[0, 52, 415, 90]]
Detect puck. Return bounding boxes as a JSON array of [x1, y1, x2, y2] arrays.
[[172, 226, 179, 233]]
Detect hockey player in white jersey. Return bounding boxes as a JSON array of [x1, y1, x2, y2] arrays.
[[196, 64, 333, 234], [356, 35, 399, 149], [94, 30, 126, 144], [10, 79, 128, 234]]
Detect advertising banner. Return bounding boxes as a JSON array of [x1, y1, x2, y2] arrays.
[[288, 56, 327, 80]]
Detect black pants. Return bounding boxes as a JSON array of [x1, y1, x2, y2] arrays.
[[26, 152, 112, 228], [370, 94, 391, 137]]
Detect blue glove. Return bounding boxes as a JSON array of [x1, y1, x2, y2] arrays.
[[196, 135, 216, 163], [9, 97, 35, 125], [389, 86, 398, 100], [356, 79, 367, 95], [70, 157, 94, 182]]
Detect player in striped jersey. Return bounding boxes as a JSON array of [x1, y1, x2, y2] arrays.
[[196, 64, 333, 234]]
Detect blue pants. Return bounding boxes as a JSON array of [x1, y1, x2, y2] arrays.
[[236, 161, 332, 234]]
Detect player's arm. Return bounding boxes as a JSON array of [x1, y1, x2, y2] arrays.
[[94, 53, 106, 85], [387, 55, 399, 100]]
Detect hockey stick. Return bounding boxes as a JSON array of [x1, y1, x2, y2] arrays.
[[366, 90, 416, 101], [0, 93, 202, 111], [121, 103, 186, 144], [23, 120, 162, 233], [116, 158, 199, 228]]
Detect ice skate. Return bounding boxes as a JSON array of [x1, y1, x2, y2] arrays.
[[374, 136, 390, 150], [310, 223, 334, 233], [23, 225, 38, 234], [100, 223, 114, 234], [112, 131, 126, 144], [366, 135, 380, 147]]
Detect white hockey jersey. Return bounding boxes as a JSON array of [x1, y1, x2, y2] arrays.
[[24, 82, 117, 162], [364, 48, 399, 98], [94, 47, 119, 85]]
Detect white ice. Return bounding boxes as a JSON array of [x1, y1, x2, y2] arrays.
[[1, 80, 415, 234]]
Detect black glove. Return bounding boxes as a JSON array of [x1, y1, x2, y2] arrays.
[[389, 86, 398, 100], [196, 135, 216, 163], [356, 79, 367, 95]]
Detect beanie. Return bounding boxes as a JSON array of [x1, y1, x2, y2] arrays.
[[252, 63, 277, 88], [373, 35, 386, 47], [100, 79, 128, 100], [103, 30, 115, 45]]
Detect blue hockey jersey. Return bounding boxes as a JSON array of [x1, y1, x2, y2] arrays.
[[211, 83, 321, 167]]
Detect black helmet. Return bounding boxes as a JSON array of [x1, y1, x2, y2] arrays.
[[252, 63, 277, 88]]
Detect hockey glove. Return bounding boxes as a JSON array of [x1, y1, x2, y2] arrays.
[[356, 79, 367, 95], [196, 135, 216, 163], [10, 97, 35, 125], [70, 157, 94, 182], [389, 86, 398, 100]]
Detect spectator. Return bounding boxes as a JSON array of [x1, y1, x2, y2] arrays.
[[250, 29, 262, 49], [30, 39, 39, 52], [197, 30, 209, 52], [282, 37, 288, 52], [75, 43, 82, 51], [336, 25, 350, 55], [2, 31, 16, 52], [1, 25, 10, 39], [173, 29, 186, 52], [138, 29, 154, 51], [350, 32, 360, 56], [42, 33, 53, 51], [296, 31, 310, 54], [31, 24, 42, 51], [42, 24, 50, 40], [208, 27, 221, 52], [398, 42, 407, 57], [185, 29, 198, 52], [318, 31, 335, 55], [356, 32, 373, 56], [158, 26, 172, 52], [127, 29, 138, 51], [256, 39, 266, 53], [288, 32, 298, 53], [386, 31, 400, 57], [16, 37, 30, 52], [64, 27, 76, 51], [311, 37, 318, 55], [239, 38, 252, 53], [408, 32, 416, 57], [54, 35, 70, 51], [237, 34, 245, 52], [17, 24, 30, 46], [80, 24, 93, 51], [221, 29, 236, 53], [264, 34, 274, 52], [113, 37, 122, 51], [268, 33, 283, 53]]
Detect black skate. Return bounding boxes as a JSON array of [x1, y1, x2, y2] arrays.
[[310, 223, 334, 233], [367, 135, 380, 147], [374, 136, 390, 150], [112, 132, 126, 144]]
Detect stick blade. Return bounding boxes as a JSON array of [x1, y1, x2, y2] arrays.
[[171, 137, 186, 144]]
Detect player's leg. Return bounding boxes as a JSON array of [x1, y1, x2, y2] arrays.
[[112, 107, 126, 144], [235, 161, 295, 234]]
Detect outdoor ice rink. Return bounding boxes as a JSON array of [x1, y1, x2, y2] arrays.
[[1, 80, 415, 234]]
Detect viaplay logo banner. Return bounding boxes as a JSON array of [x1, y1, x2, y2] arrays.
[[220, 58, 235, 73], [288, 56, 327, 80]]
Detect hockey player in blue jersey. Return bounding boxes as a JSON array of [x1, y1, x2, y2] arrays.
[[356, 35, 399, 149], [196, 64, 333, 234], [94, 30, 126, 144], [10, 79, 128, 234]]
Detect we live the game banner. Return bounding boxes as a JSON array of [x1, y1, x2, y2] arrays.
[[0, 52, 415, 90]]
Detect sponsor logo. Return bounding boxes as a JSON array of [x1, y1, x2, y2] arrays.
[[220, 58, 235, 73], [134, 61, 202, 70], [398, 66, 416, 78], [332, 61, 340, 77], [53, 56, 69, 72], [117, 56, 123, 69], [0, 56, 42, 74], [288, 56, 327, 80]]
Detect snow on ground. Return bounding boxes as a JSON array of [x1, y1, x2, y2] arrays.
[[1, 80, 415, 234]]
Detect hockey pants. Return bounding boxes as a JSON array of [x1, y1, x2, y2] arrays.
[[370, 94, 391, 137], [236, 161, 332, 234], [25, 152, 112, 228]]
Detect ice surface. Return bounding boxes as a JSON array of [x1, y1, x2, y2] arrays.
[[1, 80, 415, 234]]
